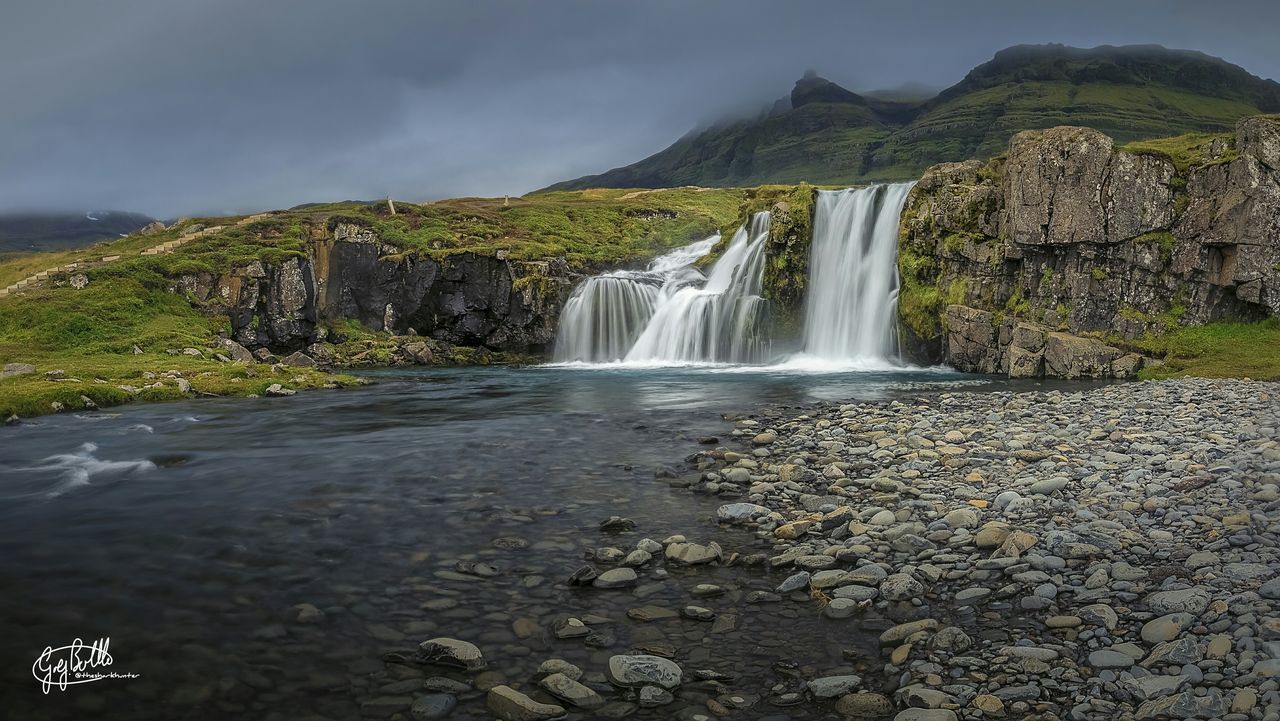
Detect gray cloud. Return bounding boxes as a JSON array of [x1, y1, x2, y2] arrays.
[[2, 0, 1278, 216]]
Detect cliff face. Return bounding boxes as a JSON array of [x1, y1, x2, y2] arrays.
[[899, 115, 1280, 377], [175, 221, 574, 355]]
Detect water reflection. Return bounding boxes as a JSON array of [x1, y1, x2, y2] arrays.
[[0, 365, 1075, 719]]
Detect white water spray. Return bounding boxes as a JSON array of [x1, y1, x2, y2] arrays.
[[625, 213, 771, 364], [553, 213, 772, 364], [552, 236, 718, 362], [802, 183, 915, 363]]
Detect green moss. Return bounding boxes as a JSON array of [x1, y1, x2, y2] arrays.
[[1136, 233, 1172, 254], [1004, 283, 1031, 316], [1120, 132, 1239, 175], [941, 233, 969, 254], [1134, 318, 1280, 380], [897, 245, 944, 339], [746, 184, 815, 337], [1091, 267, 1107, 281], [1118, 306, 1152, 323], [1040, 267, 1053, 285]]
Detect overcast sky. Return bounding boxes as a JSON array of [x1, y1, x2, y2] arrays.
[[2, 0, 1278, 217]]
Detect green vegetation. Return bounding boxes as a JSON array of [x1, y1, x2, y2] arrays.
[[0, 276, 353, 418], [1133, 318, 1280, 380], [897, 245, 945, 339], [548, 45, 1277, 192], [1121, 133, 1238, 174], [1004, 284, 1031, 316], [346, 189, 744, 268], [742, 185, 816, 336], [0, 186, 754, 418]]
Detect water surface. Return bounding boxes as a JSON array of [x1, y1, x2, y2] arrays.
[[3, 364, 1034, 719]]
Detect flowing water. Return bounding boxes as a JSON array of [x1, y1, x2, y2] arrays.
[[802, 184, 915, 364], [0, 364, 1043, 720], [553, 237, 719, 363], [555, 213, 772, 365]]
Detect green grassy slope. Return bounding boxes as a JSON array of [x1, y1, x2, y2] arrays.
[[547, 44, 1280, 191], [0, 188, 748, 417]]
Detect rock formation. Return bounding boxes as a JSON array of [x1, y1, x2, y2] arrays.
[[173, 221, 574, 355], [899, 115, 1280, 377]]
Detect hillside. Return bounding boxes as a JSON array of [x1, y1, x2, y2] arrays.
[[0, 210, 155, 254], [0, 187, 749, 417], [547, 44, 1280, 190]]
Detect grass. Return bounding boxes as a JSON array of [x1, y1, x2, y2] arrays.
[[550, 70, 1267, 193], [1120, 132, 1238, 174], [345, 188, 746, 268], [0, 188, 749, 289], [0, 187, 751, 418], [0, 266, 353, 419], [1133, 318, 1280, 380]]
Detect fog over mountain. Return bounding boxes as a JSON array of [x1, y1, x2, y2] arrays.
[[2, 0, 1278, 217]]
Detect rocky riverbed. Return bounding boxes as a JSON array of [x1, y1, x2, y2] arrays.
[[682, 377, 1280, 720], [413, 378, 1279, 721]]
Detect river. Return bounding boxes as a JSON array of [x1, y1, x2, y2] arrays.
[[2, 364, 1060, 719]]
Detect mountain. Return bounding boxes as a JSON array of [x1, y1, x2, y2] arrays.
[[546, 44, 1280, 191], [0, 211, 156, 254]]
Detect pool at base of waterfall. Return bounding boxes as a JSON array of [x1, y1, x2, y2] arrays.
[[0, 364, 1077, 720]]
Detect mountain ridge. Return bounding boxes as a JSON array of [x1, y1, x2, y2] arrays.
[[545, 44, 1280, 191]]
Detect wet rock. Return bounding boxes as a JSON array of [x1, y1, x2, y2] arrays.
[[664, 541, 721, 565], [539, 673, 604, 709], [410, 693, 457, 720], [418, 638, 486, 671], [486, 685, 565, 721], [717, 503, 771, 524], [593, 568, 638, 589], [836, 692, 894, 718], [567, 565, 599, 586], [807, 674, 861, 699], [893, 710, 958, 721], [606, 654, 683, 690], [599, 516, 635, 533], [291, 602, 325, 624]]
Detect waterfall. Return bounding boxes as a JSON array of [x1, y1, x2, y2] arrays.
[[626, 212, 771, 364], [802, 183, 915, 363], [553, 213, 772, 364], [552, 236, 719, 362]]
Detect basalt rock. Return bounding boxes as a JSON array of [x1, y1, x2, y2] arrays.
[[175, 220, 575, 355], [900, 115, 1280, 377]]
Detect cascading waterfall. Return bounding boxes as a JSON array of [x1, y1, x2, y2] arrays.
[[554, 183, 918, 368], [552, 213, 772, 364], [802, 182, 915, 363], [625, 212, 772, 364], [552, 236, 718, 362]]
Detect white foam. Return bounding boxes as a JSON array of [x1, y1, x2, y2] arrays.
[[17, 442, 156, 498], [541, 359, 731, 371]]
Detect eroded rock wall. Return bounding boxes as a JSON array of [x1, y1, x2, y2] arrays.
[[176, 220, 575, 355], [899, 115, 1280, 377]]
